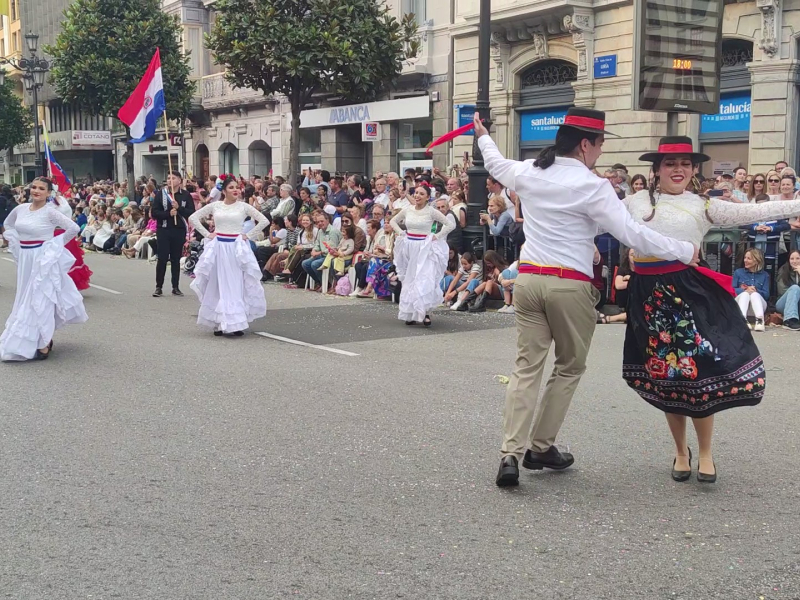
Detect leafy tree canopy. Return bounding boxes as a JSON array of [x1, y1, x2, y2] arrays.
[[46, 0, 194, 123], [207, 0, 419, 183], [0, 80, 33, 152]]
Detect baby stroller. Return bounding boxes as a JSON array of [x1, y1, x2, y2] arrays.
[[183, 240, 204, 274]]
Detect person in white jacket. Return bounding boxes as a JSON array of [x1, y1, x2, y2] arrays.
[[472, 110, 699, 488], [271, 184, 296, 220]]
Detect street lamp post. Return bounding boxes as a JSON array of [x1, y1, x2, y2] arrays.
[[0, 32, 50, 178], [466, 0, 492, 256]]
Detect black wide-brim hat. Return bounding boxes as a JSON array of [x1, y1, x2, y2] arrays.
[[559, 107, 619, 137], [639, 136, 710, 163]]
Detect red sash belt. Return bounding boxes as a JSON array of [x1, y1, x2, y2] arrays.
[[519, 262, 592, 282], [633, 259, 735, 297]]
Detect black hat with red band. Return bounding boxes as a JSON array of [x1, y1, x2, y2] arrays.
[[559, 107, 618, 137], [639, 136, 710, 164]]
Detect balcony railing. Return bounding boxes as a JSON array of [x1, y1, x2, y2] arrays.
[[201, 72, 271, 109]]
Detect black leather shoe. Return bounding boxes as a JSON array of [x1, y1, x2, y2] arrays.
[[495, 455, 519, 487], [697, 460, 717, 484], [457, 291, 476, 312], [213, 331, 223, 337], [152, 287, 163, 297], [522, 446, 574, 471], [671, 447, 692, 482], [172, 288, 184, 296], [468, 292, 487, 313]]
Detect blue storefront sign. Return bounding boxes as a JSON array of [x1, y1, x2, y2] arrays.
[[456, 104, 476, 135], [519, 108, 569, 143], [700, 92, 751, 134], [594, 55, 617, 79]]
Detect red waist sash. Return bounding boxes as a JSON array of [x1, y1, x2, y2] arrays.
[[633, 259, 735, 297], [518, 262, 592, 283]]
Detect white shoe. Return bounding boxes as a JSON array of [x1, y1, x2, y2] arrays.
[[498, 304, 515, 314], [349, 288, 362, 297], [450, 299, 462, 311], [754, 318, 765, 332], [746, 321, 754, 330]]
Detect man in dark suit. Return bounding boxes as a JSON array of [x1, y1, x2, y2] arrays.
[[151, 171, 195, 297]]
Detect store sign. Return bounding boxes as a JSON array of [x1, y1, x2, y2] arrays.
[[456, 105, 475, 135], [72, 130, 112, 147], [594, 55, 617, 79], [169, 134, 183, 147], [519, 108, 569, 143], [294, 95, 430, 129], [700, 92, 751, 134], [362, 122, 381, 142]]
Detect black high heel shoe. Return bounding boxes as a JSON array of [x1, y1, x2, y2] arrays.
[[671, 447, 692, 482], [697, 459, 717, 484], [423, 315, 431, 327]]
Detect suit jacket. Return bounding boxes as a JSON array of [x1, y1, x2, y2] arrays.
[[152, 188, 195, 231]]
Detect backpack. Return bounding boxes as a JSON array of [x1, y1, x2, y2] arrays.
[[335, 274, 352, 296]]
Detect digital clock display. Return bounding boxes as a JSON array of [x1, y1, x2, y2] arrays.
[[634, 0, 723, 114]]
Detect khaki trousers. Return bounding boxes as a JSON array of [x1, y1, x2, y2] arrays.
[[502, 273, 599, 458]]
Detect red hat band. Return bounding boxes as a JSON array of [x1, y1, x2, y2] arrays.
[[564, 115, 605, 130], [657, 143, 694, 154]]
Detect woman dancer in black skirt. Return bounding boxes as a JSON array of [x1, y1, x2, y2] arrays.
[[622, 137, 800, 483]]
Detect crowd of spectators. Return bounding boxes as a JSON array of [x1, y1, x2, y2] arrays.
[[2, 156, 800, 326]]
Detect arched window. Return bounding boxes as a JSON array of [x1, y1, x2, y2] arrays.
[[521, 60, 578, 88]]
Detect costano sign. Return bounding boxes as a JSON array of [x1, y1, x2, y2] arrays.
[[72, 131, 112, 147]]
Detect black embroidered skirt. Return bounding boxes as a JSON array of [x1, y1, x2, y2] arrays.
[[622, 269, 765, 418]]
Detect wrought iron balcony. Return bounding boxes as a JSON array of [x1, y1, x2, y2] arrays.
[[200, 72, 273, 110]]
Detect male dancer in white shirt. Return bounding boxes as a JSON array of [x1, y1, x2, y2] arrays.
[[472, 110, 700, 487]]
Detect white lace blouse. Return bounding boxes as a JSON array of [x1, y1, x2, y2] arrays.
[[390, 204, 454, 241], [189, 200, 269, 240], [3, 203, 79, 241], [624, 190, 800, 254]]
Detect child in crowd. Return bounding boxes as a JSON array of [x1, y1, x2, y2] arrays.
[[497, 254, 519, 314], [440, 244, 460, 293], [733, 247, 770, 331], [321, 223, 355, 276], [461, 250, 509, 313], [445, 252, 481, 310]]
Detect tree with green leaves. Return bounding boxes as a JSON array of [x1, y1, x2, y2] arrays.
[[207, 0, 419, 186], [47, 0, 194, 196], [0, 81, 33, 155]]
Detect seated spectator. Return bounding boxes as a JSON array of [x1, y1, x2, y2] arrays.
[[449, 190, 468, 229], [598, 246, 634, 324], [340, 212, 366, 251], [439, 244, 460, 294], [733, 247, 769, 331], [628, 174, 647, 195], [256, 216, 289, 281], [362, 216, 396, 299], [742, 195, 789, 263], [302, 210, 342, 291], [446, 252, 482, 310], [82, 207, 104, 247], [319, 223, 355, 279], [276, 213, 317, 284], [776, 249, 800, 330], [349, 204, 368, 234], [93, 208, 120, 252], [462, 250, 510, 313], [371, 204, 386, 226], [497, 253, 520, 314], [263, 214, 299, 280], [124, 209, 159, 258], [480, 195, 513, 237], [350, 219, 384, 297], [113, 206, 142, 255], [298, 187, 318, 215], [435, 197, 463, 253]]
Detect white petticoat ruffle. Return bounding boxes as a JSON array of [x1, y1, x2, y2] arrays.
[[190, 237, 267, 333], [393, 234, 449, 322], [0, 234, 89, 361]]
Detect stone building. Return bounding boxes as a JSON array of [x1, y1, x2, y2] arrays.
[[450, 0, 796, 177]]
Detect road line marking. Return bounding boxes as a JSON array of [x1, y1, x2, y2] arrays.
[[1, 257, 14, 263], [88, 283, 123, 295], [254, 332, 360, 357]]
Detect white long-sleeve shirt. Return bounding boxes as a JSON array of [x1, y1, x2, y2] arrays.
[[189, 200, 269, 240], [390, 204, 454, 241], [477, 135, 694, 278]]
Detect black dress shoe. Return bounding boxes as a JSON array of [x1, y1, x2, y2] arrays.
[[522, 446, 574, 471], [34, 349, 50, 361], [213, 330, 223, 337], [671, 447, 692, 482], [495, 455, 519, 487], [172, 288, 184, 296], [697, 460, 717, 484], [153, 287, 163, 297]]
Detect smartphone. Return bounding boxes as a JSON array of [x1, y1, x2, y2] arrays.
[[707, 189, 724, 197]]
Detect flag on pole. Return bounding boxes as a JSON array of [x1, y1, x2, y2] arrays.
[[117, 48, 166, 143], [42, 120, 71, 193]]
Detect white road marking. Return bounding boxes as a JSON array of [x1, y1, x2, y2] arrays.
[[88, 283, 123, 295], [254, 331, 360, 357], [3, 258, 122, 295]]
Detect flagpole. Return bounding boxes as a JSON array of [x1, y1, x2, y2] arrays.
[[164, 111, 177, 225], [42, 120, 52, 180]]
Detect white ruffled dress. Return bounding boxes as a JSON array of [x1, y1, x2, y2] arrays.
[[0, 204, 88, 361], [189, 201, 269, 333], [391, 205, 454, 322]]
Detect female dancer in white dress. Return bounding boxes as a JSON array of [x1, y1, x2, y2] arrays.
[[0, 177, 88, 361], [390, 184, 454, 327], [622, 136, 800, 483], [188, 175, 269, 337]]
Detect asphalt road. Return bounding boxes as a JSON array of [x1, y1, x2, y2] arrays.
[[1, 251, 798, 599]]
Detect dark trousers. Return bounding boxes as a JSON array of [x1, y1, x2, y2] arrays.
[[256, 245, 279, 271], [354, 260, 369, 288], [156, 228, 186, 290]]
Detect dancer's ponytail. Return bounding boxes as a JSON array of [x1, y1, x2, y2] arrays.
[[534, 145, 557, 169], [533, 126, 600, 170]]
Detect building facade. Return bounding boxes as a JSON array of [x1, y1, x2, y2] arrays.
[[182, 0, 455, 180], [16, 0, 115, 184], [450, 0, 800, 177], [0, 0, 26, 183]]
